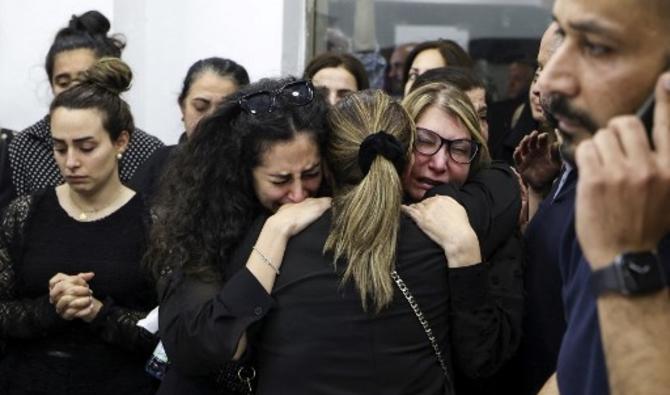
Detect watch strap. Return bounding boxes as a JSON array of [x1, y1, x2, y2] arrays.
[[591, 259, 626, 296]]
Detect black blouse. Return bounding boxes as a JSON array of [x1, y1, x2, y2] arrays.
[[0, 189, 157, 394]]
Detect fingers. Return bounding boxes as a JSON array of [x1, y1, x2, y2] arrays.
[[48, 273, 69, 289], [591, 125, 625, 169], [575, 140, 603, 179], [49, 281, 92, 304], [610, 116, 651, 163], [652, 72, 670, 154], [77, 272, 95, 282], [61, 297, 95, 320], [55, 294, 92, 316], [401, 204, 418, 221]]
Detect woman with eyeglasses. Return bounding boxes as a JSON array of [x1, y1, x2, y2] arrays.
[[146, 77, 331, 394], [402, 82, 525, 393], [152, 81, 521, 394]]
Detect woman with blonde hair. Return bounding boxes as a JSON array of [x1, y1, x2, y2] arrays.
[[402, 82, 524, 392], [209, 88, 512, 394]]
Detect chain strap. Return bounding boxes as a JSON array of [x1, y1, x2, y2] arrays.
[[391, 270, 453, 390]]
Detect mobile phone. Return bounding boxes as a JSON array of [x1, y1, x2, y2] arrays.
[[636, 92, 655, 146], [637, 64, 670, 146]]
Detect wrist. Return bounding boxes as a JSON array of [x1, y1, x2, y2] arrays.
[[443, 230, 482, 268], [265, 215, 293, 240]]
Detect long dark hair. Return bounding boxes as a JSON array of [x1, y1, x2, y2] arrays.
[[145, 78, 329, 281]]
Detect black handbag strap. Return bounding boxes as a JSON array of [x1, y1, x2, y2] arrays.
[[391, 270, 455, 393]]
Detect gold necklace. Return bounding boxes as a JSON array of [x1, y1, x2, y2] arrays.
[[69, 189, 124, 221]]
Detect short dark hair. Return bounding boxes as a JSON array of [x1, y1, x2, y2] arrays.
[[177, 57, 250, 107], [50, 57, 134, 141], [304, 52, 370, 90], [45, 10, 125, 83], [410, 67, 484, 94], [402, 39, 473, 88]]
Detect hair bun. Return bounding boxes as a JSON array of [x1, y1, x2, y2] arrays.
[[81, 57, 132, 95], [68, 10, 111, 36]]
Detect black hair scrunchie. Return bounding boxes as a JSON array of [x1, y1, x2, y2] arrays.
[[358, 131, 406, 176]]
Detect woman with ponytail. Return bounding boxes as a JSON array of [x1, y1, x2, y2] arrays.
[[0, 58, 157, 394], [206, 89, 481, 394]]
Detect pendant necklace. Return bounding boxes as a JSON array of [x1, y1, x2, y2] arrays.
[[70, 189, 123, 221]]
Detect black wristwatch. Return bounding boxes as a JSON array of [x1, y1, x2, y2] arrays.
[[591, 251, 667, 296]]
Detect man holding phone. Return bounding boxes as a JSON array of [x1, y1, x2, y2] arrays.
[[536, 0, 670, 394]]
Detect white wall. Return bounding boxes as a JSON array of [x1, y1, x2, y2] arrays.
[[0, 0, 307, 144], [0, 0, 113, 131]]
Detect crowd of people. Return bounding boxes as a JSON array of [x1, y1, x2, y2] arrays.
[[1, 0, 669, 394]]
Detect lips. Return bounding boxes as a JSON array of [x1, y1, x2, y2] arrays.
[[555, 114, 585, 135], [415, 177, 442, 190], [65, 176, 88, 183]]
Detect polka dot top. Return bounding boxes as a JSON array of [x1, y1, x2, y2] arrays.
[[8, 116, 164, 196]]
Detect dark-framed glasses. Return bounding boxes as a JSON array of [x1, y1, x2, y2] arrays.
[[414, 127, 479, 164], [238, 80, 314, 115]]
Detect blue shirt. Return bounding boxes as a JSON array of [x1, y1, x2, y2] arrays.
[[514, 166, 574, 395], [556, 170, 670, 395]]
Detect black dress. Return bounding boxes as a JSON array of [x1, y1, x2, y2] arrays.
[[0, 189, 157, 395]]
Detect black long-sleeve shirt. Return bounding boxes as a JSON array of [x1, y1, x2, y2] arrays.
[[158, 162, 523, 394], [0, 189, 157, 393]]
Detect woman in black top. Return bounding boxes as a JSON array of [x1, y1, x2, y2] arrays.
[[403, 82, 524, 393], [129, 57, 249, 202], [157, 86, 521, 394], [0, 58, 157, 395], [146, 77, 332, 394]]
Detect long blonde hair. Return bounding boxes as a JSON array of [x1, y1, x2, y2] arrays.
[[325, 89, 414, 312], [402, 82, 491, 171]]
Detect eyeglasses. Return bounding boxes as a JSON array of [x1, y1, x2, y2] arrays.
[[238, 80, 314, 115], [414, 127, 479, 164]]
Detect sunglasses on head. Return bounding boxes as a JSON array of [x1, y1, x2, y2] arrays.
[[238, 80, 314, 115]]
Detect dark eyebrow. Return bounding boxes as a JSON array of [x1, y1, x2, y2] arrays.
[[268, 163, 321, 178], [554, 14, 618, 37], [52, 137, 95, 144]]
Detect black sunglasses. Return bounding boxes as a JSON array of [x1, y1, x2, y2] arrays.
[[414, 127, 479, 164], [238, 80, 314, 115]]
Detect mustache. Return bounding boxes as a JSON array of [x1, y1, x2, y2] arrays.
[[543, 93, 599, 134]]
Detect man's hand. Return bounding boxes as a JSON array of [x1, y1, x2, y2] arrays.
[[575, 73, 670, 268], [514, 130, 562, 192]]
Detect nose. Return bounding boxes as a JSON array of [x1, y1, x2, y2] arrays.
[[427, 147, 450, 173], [287, 181, 308, 203], [537, 39, 579, 100], [65, 150, 80, 170], [327, 90, 338, 106]]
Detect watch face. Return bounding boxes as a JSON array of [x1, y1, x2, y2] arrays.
[[621, 253, 666, 294]]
